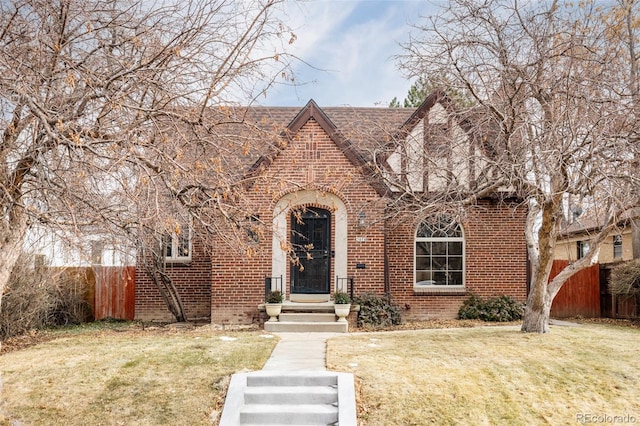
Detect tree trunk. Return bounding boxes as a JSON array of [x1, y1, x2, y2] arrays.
[[148, 268, 188, 323], [140, 243, 188, 323], [521, 266, 554, 333], [521, 198, 560, 333], [521, 291, 552, 333]]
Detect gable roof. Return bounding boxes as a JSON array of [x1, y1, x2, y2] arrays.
[[246, 99, 414, 196], [560, 208, 640, 237]]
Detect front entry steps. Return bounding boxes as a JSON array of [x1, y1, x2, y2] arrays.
[[259, 302, 356, 333], [219, 371, 357, 425]]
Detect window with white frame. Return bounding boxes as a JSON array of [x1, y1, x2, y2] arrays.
[[415, 217, 464, 287], [163, 224, 191, 262], [613, 235, 622, 259]]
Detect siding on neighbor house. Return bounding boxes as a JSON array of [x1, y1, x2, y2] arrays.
[[554, 229, 634, 264]]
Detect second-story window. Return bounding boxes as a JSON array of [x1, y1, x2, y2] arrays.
[[613, 235, 622, 259], [577, 240, 590, 260]]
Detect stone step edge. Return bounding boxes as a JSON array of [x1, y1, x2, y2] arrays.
[[244, 387, 337, 405], [246, 371, 338, 387], [263, 321, 348, 333], [240, 403, 339, 413], [239, 405, 338, 426], [278, 313, 338, 322], [258, 303, 360, 313], [244, 385, 338, 394]]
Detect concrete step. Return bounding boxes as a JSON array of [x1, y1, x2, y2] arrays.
[[264, 321, 348, 333], [278, 312, 337, 322], [220, 371, 356, 426], [246, 372, 337, 387], [244, 385, 337, 405], [239, 403, 338, 425], [259, 302, 352, 313]]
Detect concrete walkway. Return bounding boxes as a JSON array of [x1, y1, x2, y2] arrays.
[[261, 332, 342, 371]]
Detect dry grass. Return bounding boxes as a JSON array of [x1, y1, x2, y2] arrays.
[[327, 323, 640, 426], [0, 323, 277, 425]]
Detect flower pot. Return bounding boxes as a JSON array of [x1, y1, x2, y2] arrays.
[[334, 303, 351, 322], [265, 303, 282, 322]]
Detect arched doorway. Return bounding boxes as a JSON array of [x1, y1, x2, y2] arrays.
[[271, 190, 348, 302], [291, 207, 331, 295]]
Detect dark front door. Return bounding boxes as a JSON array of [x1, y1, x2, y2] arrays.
[[291, 208, 331, 294]]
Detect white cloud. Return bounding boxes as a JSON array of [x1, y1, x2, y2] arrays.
[[260, 0, 437, 107]]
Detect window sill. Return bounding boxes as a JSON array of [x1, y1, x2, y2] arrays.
[[165, 258, 192, 265], [413, 285, 466, 296]]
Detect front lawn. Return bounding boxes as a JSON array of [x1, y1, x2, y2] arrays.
[[327, 324, 640, 425], [0, 323, 277, 425]]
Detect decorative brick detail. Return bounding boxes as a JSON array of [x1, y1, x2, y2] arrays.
[[210, 118, 388, 325]]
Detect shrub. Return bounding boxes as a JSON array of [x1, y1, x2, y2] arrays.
[[0, 254, 55, 339], [333, 291, 351, 304], [458, 294, 524, 322], [610, 259, 640, 296], [1, 255, 93, 339], [47, 269, 93, 326], [265, 290, 283, 303], [353, 293, 401, 328]]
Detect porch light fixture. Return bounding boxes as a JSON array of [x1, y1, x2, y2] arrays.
[[357, 211, 366, 229]]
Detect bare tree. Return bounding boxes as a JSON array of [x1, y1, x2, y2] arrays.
[[395, 0, 640, 332], [0, 0, 295, 320]]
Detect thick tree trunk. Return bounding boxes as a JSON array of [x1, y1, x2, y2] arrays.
[[521, 196, 561, 333], [521, 291, 552, 333], [521, 263, 554, 333]]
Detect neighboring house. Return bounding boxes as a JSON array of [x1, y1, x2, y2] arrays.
[[555, 214, 640, 265], [135, 93, 529, 324], [553, 212, 640, 319]]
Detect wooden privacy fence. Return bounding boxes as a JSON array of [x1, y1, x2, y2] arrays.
[[599, 266, 639, 319], [550, 260, 601, 318], [93, 266, 136, 321]]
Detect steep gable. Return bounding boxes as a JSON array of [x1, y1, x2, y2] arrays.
[[249, 100, 391, 196], [384, 91, 492, 194]]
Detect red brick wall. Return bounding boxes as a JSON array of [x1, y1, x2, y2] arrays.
[[387, 199, 528, 320], [211, 118, 388, 324], [135, 236, 212, 322], [135, 116, 529, 325]]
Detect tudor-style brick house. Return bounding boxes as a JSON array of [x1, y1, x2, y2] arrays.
[[135, 92, 528, 324]]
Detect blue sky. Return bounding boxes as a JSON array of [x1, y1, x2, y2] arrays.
[[261, 0, 442, 107]]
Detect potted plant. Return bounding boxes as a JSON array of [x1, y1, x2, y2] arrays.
[[265, 290, 284, 322], [333, 291, 351, 322]]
